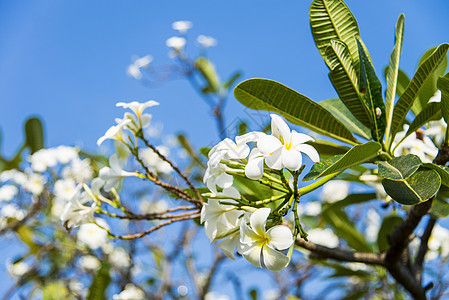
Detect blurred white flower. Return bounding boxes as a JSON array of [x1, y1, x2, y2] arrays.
[[23, 173, 46, 195], [197, 35, 217, 48], [204, 291, 229, 300], [172, 20, 193, 34], [54, 178, 77, 201], [302, 201, 321, 216], [429, 90, 442, 103], [0, 185, 18, 202], [140, 199, 169, 214], [127, 54, 152, 80], [425, 119, 447, 147], [0, 169, 27, 185], [139, 146, 173, 175], [240, 208, 293, 271], [62, 158, 93, 183], [29, 146, 78, 172], [61, 185, 96, 230], [166, 36, 186, 50], [393, 125, 438, 163], [7, 260, 30, 278], [427, 224, 449, 260], [79, 255, 100, 271], [365, 209, 381, 243], [307, 228, 339, 248], [99, 154, 138, 191], [109, 247, 131, 268], [113, 284, 145, 300], [116, 100, 159, 119], [321, 180, 349, 203], [77, 219, 108, 250], [1, 204, 25, 220]]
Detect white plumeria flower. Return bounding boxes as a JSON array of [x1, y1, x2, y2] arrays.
[[203, 163, 233, 193], [7, 260, 30, 278], [172, 21, 193, 34], [244, 148, 266, 180], [201, 187, 243, 243], [61, 185, 96, 230], [0, 185, 18, 202], [427, 224, 449, 260], [29, 149, 58, 172], [54, 178, 77, 201], [109, 247, 131, 268], [127, 55, 152, 80], [240, 207, 293, 271], [116, 100, 159, 119], [393, 125, 438, 163], [0, 169, 27, 185], [302, 201, 321, 216], [258, 114, 319, 171], [23, 173, 46, 195], [208, 131, 264, 168], [307, 228, 339, 248], [429, 90, 442, 103], [62, 158, 93, 183], [197, 35, 217, 48], [77, 219, 109, 250], [112, 284, 145, 300], [79, 255, 100, 271], [166, 36, 186, 50], [425, 119, 446, 147], [139, 146, 173, 175], [321, 180, 349, 203], [140, 199, 169, 214], [116, 112, 152, 133], [97, 119, 132, 146], [99, 154, 138, 192]]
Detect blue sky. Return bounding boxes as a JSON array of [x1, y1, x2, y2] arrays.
[[1, 0, 449, 156], [1, 0, 449, 297]]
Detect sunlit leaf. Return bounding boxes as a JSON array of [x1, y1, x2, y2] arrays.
[[377, 154, 422, 181]]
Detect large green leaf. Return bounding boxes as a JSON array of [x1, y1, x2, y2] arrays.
[[87, 263, 111, 300], [438, 75, 449, 126], [385, 15, 405, 145], [325, 40, 372, 128], [303, 141, 382, 181], [322, 206, 372, 252], [309, 0, 360, 70], [377, 215, 403, 252], [24, 117, 44, 153], [422, 163, 449, 187], [412, 48, 448, 115], [306, 139, 350, 158], [384, 67, 411, 98], [382, 167, 441, 205], [390, 43, 449, 142], [403, 102, 441, 140], [377, 154, 422, 181], [234, 78, 358, 145], [320, 98, 371, 139], [356, 37, 386, 142]]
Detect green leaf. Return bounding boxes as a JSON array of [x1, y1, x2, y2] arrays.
[[233, 175, 274, 202], [195, 57, 220, 93], [223, 71, 242, 89], [412, 47, 448, 115], [422, 163, 449, 187], [320, 98, 371, 139], [234, 78, 358, 145], [325, 40, 372, 128], [385, 15, 405, 143], [429, 198, 449, 218], [438, 76, 449, 126], [356, 36, 386, 142], [87, 263, 111, 300], [377, 215, 403, 252], [377, 154, 422, 181], [322, 207, 372, 252], [390, 43, 449, 141], [306, 139, 350, 158], [327, 192, 377, 209], [404, 102, 441, 141], [309, 0, 361, 70], [24, 117, 44, 153], [385, 67, 411, 99], [42, 282, 69, 300], [382, 167, 441, 205], [303, 141, 382, 181]]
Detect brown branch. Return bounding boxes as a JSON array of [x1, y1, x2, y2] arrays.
[[138, 135, 203, 204], [295, 237, 384, 265], [198, 251, 226, 299], [415, 217, 437, 283]]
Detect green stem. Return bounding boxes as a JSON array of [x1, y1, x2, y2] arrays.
[[297, 172, 340, 197]]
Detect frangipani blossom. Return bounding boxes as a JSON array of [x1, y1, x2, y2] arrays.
[[116, 112, 152, 133], [172, 21, 193, 34], [240, 208, 293, 271], [201, 187, 243, 242], [393, 125, 438, 163], [166, 36, 186, 50], [127, 55, 152, 80], [116, 100, 159, 119], [258, 114, 319, 170], [97, 119, 132, 146], [197, 35, 217, 48], [99, 154, 138, 191], [203, 163, 233, 193], [61, 185, 96, 230]]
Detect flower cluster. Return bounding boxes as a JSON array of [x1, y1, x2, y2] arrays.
[[201, 114, 320, 271]]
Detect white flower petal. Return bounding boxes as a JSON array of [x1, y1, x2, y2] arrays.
[[262, 244, 289, 271], [257, 135, 282, 155], [294, 144, 320, 163], [266, 225, 294, 250], [250, 208, 270, 237], [241, 242, 263, 268], [245, 156, 264, 180], [218, 232, 240, 260], [270, 114, 291, 142], [265, 148, 283, 170], [291, 131, 314, 146], [240, 221, 261, 244], [281, 148, 302, 171]]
